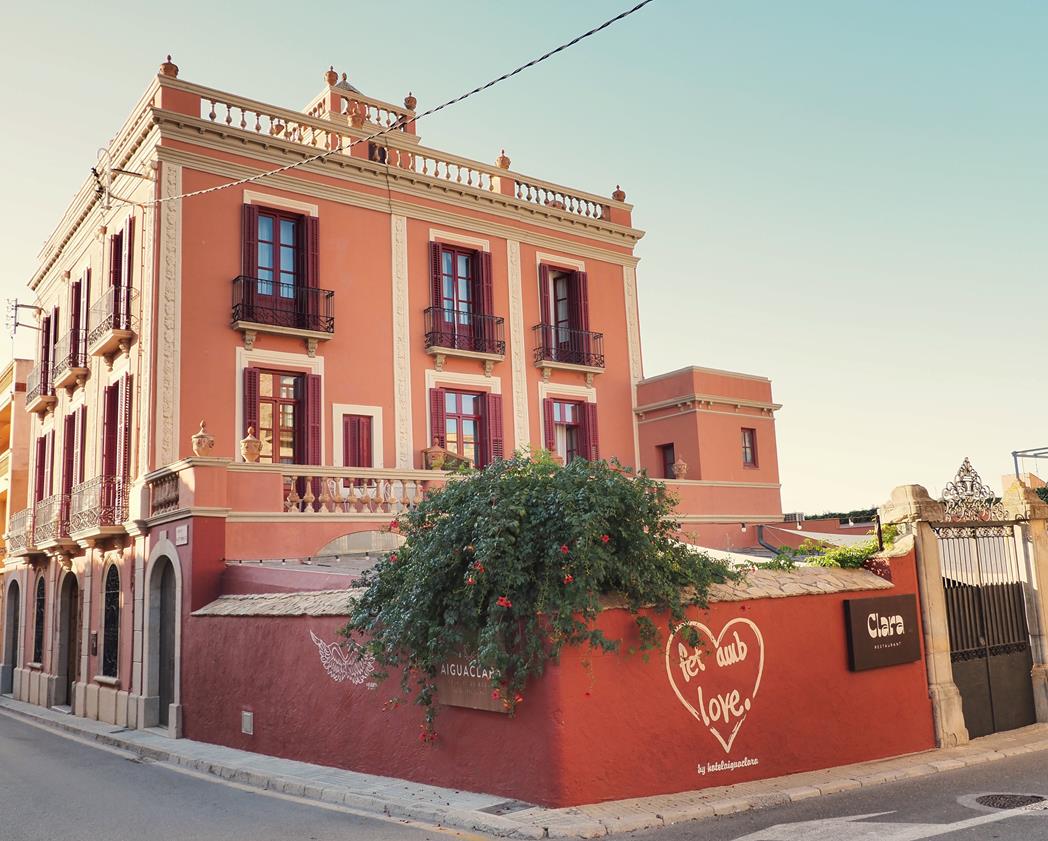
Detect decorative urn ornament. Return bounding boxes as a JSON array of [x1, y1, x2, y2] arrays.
[[612, 184, 626, 202], [404, 91, 417, 110], [191, 420, 214, 457], [496, 149, 511, 170], [671, 457, 689, 480], [240, 426, 261, 463], [325, 66, 339, 86], [159, 55, 179, 78]]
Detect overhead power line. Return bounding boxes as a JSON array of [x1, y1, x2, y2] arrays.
[[106, 0, 657, 208]]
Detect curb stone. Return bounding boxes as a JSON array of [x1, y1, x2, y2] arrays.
[[5, 697, 1048, 838]]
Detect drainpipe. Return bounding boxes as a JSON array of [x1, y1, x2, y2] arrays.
[[756, 525, 779, 556]]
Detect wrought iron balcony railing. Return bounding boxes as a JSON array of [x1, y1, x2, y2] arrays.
[[532, 324, 605, 368], [33, 493, 69, 545], [232, 276, 335, 334], [7, 507, 35, 554], [69, 476, 128, 533], [25, 362, 53, 407], [424, 308, 506, 356], [88, 286, 139, 352], [52, 328, 88, 385]]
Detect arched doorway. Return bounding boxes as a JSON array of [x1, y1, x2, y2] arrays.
[[148, 556, 177, 727], [2, 580, 20, 695], [56, 573, 80, 708]]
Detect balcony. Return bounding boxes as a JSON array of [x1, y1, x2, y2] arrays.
[[88, 286, 138, 358], [6, 508, 36, 556], [232, 276, 335, 356], [532, 324, 605, 385], [52, 329, 89, 389], [424, 308, 505, 374], [33, 493, 70, 548], [25, 362, 55, 415], [69, 477, 128, 539]]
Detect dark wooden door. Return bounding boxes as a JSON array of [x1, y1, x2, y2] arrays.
[[65, 579, 80, 706], [158, 561, 176, 726]]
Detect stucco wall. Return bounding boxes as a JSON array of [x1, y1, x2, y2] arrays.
[[180, 548, 933, 807]]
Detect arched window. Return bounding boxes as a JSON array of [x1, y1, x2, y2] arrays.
[[102, 566, 120, 678], [33, 576, 45, 663]]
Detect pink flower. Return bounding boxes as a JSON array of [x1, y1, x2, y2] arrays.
[[514, 693, 524, 704], [492, 689, 501, 700], [601, 534, 610, 544], [467, 577, 476, 586], [473, 561, 485, 573], [563, 574, 574, 584], [389, 553, 398, 563], [389, 519, 399, 531], [560, 544, 570, 555], [496, 595, 513, 608]]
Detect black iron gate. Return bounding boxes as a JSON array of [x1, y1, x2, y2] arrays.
[[937, 524, 1036, 738]]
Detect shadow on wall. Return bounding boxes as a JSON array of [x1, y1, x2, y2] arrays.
[[315, 530, 405, 558]]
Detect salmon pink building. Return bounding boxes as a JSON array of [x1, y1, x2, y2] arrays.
[[0, 58, 783, 736]]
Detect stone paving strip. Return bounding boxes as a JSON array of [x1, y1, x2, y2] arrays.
[[3, 696, 1048, 838]]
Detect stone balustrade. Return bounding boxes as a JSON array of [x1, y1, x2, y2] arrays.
[[282, 468, 445, 515]]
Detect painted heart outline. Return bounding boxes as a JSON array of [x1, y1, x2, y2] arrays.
[[664, 618, 765, 754]]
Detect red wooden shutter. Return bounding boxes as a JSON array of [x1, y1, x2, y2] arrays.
[[543, 398, 556, 453], [117, 374, 133, 477], [50, 307, 60, 366], [80, 269, 91, 355], [109, 233, 121, 287], [242, 368, 260, 438], [429, 388, 447, 448], [34, 436, 46, 503], [583, 402, 600, 462], [343, 416, 373, 468], [571, 271, 590, 358], [483, 393, 504, 466], [476, 251, 494, 345], [63, 413, 76, 495], [305, 373, 322, 466], [73, 406, 86, 486], [70, 279, 82, 336], [101, 384, 117, 479], [43, 430, 55, 499], [241, 204, 259, 278], [304, 216, 319, 288], [122, 215, 135, 290], [358, 416, 373, 467], [429, 242, 445, 331], [39, 315, 51, 371]]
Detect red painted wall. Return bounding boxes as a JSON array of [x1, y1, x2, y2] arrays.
[[181, 548, 933, 807]]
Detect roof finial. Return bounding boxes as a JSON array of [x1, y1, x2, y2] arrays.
[[612, 184, 626, 202], [325, 66, 338, 86], [496, 148, 511, 170], [159, 55, 179, 78], [404, 91, 417, 110]]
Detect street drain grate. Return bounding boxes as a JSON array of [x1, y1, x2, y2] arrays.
[[478, 799, 535, 816], [975, 794, 1046, 810]]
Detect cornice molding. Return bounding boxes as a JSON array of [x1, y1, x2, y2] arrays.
[[153, 134, 643, 264]]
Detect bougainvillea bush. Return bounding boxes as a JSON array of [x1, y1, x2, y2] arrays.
[[345, 453, 734, 732]]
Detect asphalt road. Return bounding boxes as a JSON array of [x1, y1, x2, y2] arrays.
[[0, 713, 483, 841], [626, 747, 1048, 840]]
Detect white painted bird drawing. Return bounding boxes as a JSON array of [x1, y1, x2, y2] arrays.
[[309, 630, 377, 688]]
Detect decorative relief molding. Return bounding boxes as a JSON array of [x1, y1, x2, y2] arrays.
[[155, 164, 182, 469], [391, 215, 413, 469], [506, 240, 530, 451], [136, 199, 156, 475]]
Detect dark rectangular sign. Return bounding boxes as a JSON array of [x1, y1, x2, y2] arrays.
[[434, 654, 508, 713], [844, 594, 921, 671]]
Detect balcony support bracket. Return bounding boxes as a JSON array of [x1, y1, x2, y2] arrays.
[[306, 337, 319, 358], [242, 329, 257, 352]]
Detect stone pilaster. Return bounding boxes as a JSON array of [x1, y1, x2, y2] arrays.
[[880, 484, 969, 747]]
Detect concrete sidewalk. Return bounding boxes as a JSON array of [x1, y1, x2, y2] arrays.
[[3, 696, 1048, 839]]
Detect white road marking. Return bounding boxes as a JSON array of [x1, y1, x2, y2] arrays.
[[731, 804, 1048, 840]]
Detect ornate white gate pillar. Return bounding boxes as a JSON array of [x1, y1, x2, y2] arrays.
[[880, 484, 969, 747], [1003, 478, 1048, 722]]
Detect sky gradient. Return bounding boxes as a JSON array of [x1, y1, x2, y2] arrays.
[[2, 1, 1045, 512]]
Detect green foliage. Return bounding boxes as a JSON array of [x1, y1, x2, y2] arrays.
[[757, 524, 899, 571], [344, 453, 735, 730], [1037, 487, 1048, 506], [807, 508, 877, 522]]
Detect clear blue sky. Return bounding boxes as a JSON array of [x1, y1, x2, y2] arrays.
[[2, 1, 1045, 512]]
